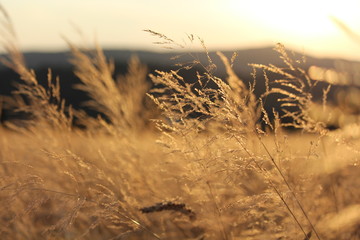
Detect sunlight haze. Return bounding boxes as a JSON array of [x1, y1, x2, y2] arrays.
[[2, 0, 360, 60]]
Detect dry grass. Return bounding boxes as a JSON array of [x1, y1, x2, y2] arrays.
[[0, 6, 359, 240]]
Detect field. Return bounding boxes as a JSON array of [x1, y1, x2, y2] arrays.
[[0, 7, 360, 240]]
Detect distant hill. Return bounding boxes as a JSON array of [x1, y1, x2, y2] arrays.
[[0, 46, 344, 71], [0, 47, 359, 125]]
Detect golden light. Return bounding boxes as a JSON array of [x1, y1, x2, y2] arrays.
[[227, 0, 360, 42]]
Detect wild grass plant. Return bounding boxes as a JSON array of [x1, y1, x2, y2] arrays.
[[0, 6, 359, 240]]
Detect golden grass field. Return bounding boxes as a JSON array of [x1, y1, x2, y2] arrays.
[[0, 6, 359, 240]]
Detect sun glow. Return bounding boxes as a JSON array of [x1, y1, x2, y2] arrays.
[[225, 0, 360, 59], [228, 0, 360, 42]]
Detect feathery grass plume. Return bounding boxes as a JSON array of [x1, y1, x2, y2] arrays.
[[249, 44, 332, 239], [144, 29, 185, 49], [67, 41, 152, 134], [146, 32, 342, 240], [147, 32, 259, 137], [0, 6, 72, 131], [250, 43, 327, 134], [116, 56, 157, 131], [250, 43, 360, 240], [146, 33, 305, 239]]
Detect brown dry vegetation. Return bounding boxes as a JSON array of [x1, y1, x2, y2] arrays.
[[0, 6, 359, 240]]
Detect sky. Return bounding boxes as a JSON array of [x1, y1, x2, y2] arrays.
[[1, 0, 360, 60]]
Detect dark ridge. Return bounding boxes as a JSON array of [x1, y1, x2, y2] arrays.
[[0, 47, 359, 128]]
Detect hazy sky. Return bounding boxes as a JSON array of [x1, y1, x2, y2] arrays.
[[2, 0, 360, 60]]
